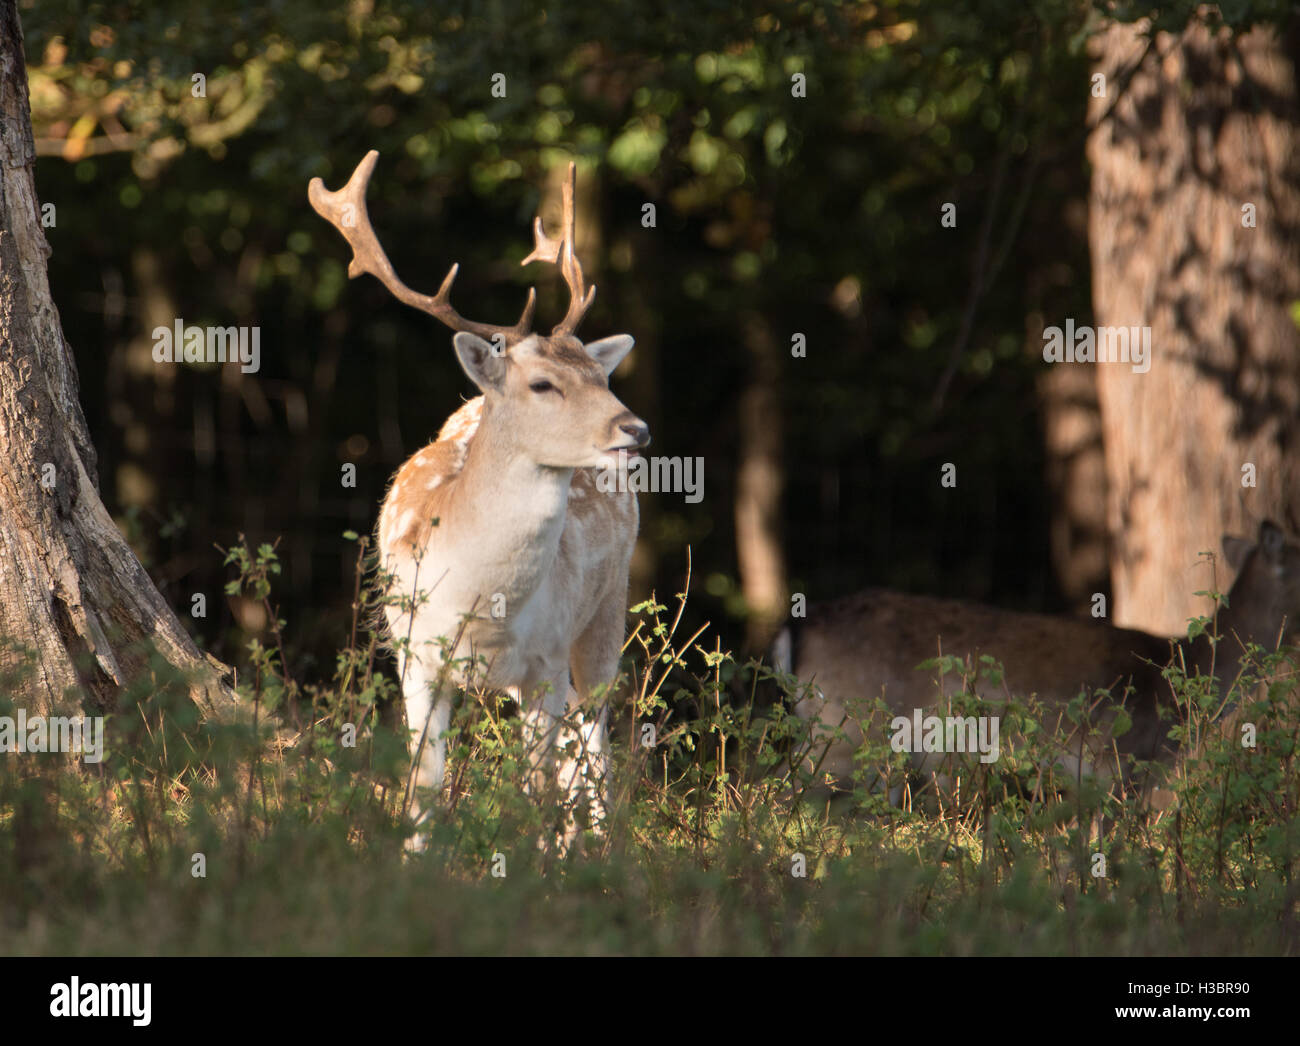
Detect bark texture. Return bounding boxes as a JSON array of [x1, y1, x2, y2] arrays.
[[1038, 361, 1111, 612], [1088, 18, 1300, 634], [0, 2, 235, 718]]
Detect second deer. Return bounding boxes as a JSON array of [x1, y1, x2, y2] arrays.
[[775, 521, 1300, 802]]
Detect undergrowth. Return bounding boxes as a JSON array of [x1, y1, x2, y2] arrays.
[[0, 536, 1297, 955]]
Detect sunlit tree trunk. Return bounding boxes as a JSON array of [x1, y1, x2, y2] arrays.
[[735, 311, 787, 651], [0, 1, 235, 718], [1088, 18, 1300, 634]]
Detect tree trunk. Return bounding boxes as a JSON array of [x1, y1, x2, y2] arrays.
[[1038, 361, 1111, 613], [1087, 17, 1300, 635], [1030, 155, 1109, 616], [735, 311, 787, 652], [0, 1, 235, 719]]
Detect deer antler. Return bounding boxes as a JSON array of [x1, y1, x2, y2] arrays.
[[521, 161, 596, 336], [308, 150, 536, 342]]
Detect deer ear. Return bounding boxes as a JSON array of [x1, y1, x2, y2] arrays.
[[1222, 534, 1254, 571], [1258, 519, 1286, 562], [584, 334, 634, 376], [769, 625, 793, 675], [453, 332, 507, 392]]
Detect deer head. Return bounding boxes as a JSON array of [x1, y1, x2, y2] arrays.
[[1220, 520, 1300, 647], [308, 151, 649, 469]]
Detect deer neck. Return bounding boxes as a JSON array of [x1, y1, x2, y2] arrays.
[[445, 400, 573, 602], [1186, 557, 1284, 695]]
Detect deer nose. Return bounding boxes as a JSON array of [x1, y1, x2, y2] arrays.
[[620, 419, 651, 449]]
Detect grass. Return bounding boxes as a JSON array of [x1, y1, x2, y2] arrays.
[[0, 537, 1297, 955]]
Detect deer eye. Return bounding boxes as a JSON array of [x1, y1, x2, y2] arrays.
[[529, 379, 556, 394]]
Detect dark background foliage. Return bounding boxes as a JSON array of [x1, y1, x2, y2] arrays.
[[23, 0, 1135, 678]]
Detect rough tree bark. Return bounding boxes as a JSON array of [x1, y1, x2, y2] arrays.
[[1088, 17, 1300, 635], [1031, 172, 1110, 615], [1038, 362, 1111, 613], [0, 2, 235, 719]]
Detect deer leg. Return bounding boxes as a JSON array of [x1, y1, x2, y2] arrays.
[[520, 676, 570, 796], [568, 595, 625, 830], [554, 687, 609, 831], [403, 659, 452, 852], [518, 675, 592, 857]]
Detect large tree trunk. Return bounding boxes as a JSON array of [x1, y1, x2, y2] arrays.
[[1088, 17, 1300, 635], [1038, 362, 1111, 613], [0, 2, 235, 719], [1030, 147, 1110, 616]]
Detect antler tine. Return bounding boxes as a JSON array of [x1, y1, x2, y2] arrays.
[[520, 161, 597, 336], [308, 150, 535, 341]]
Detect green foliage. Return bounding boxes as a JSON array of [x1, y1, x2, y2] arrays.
[[10, 0, 1299, 954], [20, 0, 1115, 671], [2, 545, 1298, 955]]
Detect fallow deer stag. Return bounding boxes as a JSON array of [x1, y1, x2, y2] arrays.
[[776, 521, 1300, 802], [309, 153, 649, 846]]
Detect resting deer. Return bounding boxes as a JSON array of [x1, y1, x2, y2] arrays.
[[309, 153, 649, 845], [775, 521, 1300, 801]]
